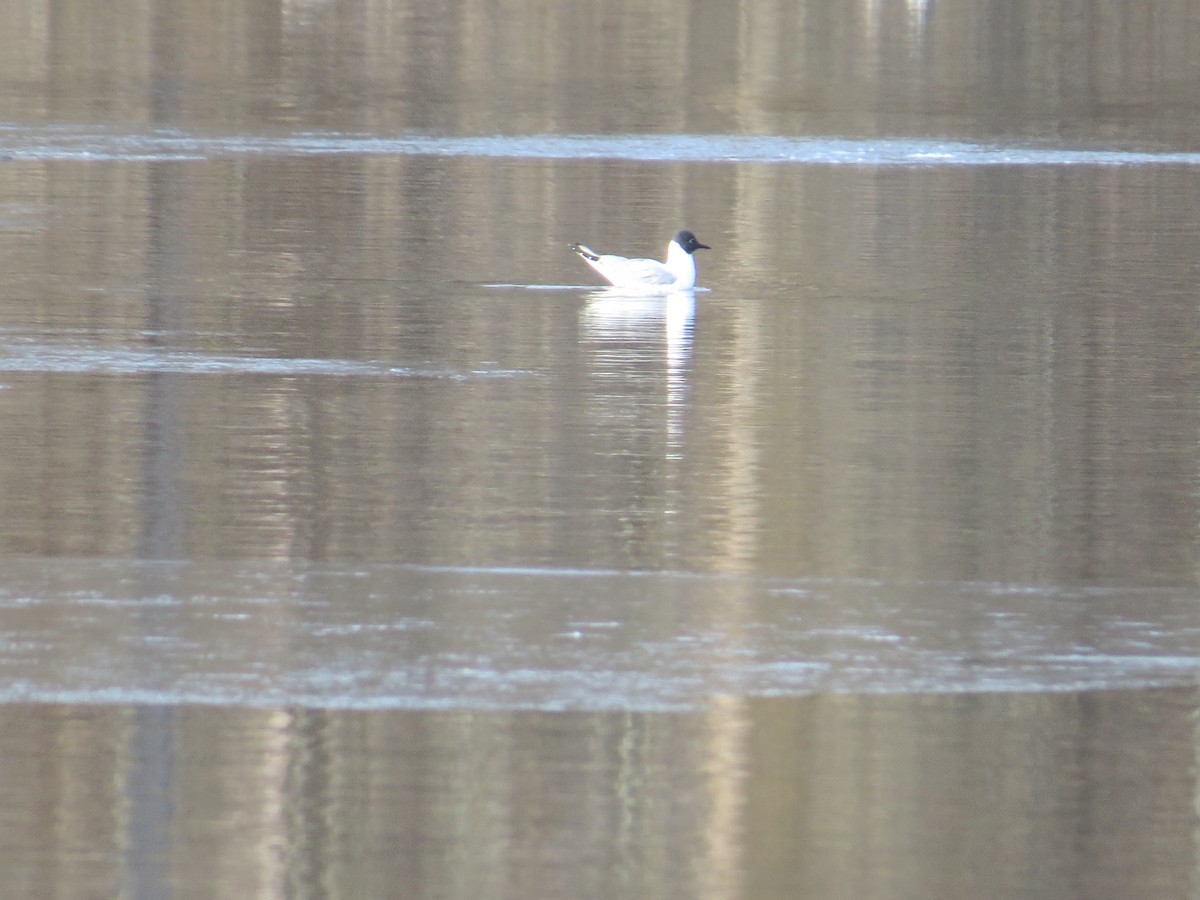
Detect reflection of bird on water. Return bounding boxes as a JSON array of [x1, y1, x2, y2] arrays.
[[570, 230, 710, 290]]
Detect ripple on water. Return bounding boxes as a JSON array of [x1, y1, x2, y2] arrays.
[[2, 127, 1200, 167], [0, 560, 1195, 710], [0, 342, 535, 379]]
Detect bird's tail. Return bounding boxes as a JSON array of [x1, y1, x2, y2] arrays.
[[570, 242, 600, 262]]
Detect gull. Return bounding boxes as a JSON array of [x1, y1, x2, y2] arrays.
[[570, 230, 710, 291]]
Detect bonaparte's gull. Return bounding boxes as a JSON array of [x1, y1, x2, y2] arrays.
[[570, 230, 710, 290]]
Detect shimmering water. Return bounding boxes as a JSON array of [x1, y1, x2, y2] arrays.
[[8, 126, 1200, 165], [2, 560, 1200, 710], [3, 0, 1200, 897]]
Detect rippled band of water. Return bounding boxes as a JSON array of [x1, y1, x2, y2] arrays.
[[3, 127, 1199, 166], [0, 560, 1196, 710]]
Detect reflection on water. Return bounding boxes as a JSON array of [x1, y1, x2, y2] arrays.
[[2, 690, 1195, 899], [582, 288, 695, 463], [3, 0, 1200, 896], [4, 0, 1199, 144]]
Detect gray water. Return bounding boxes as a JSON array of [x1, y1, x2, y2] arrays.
[[3, 1, 1200, 897]]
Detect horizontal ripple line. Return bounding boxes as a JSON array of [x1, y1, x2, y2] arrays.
[[0, 344, 532, 379], [2, 127, 1199, 167]]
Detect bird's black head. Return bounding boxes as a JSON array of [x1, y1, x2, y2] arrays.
[[674, 230, 711, 254]]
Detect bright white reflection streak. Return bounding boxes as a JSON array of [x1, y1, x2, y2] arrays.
[[582, 287, 696, 538]]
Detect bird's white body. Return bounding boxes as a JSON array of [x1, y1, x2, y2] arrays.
[[571, 230, 710, 291]]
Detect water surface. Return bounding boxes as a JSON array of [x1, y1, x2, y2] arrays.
[[1, 560, 1199, 709], [2, 1, 1200, 897], [3, 690, 1195, 899]]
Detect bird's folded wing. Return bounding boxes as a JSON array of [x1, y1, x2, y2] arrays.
[[601, 256, 677, 285]]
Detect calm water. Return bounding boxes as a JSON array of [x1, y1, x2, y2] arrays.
[[3, 1, 1200, 897]]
